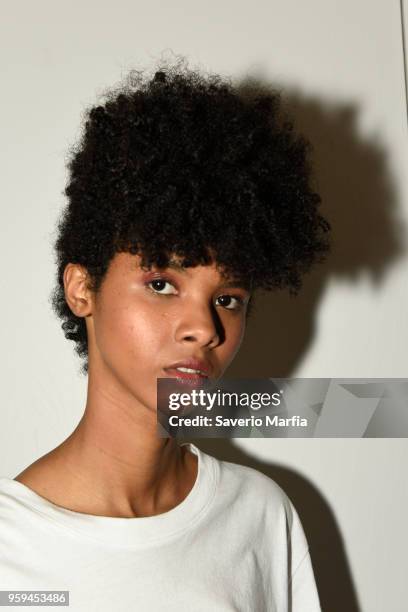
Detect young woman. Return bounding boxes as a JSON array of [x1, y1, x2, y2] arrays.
[[0, 59, 330, 611]]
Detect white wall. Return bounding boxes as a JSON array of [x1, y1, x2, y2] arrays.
[[0, 1, 407, 610]]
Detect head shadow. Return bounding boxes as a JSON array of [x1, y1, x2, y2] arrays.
[[227, 77, 404, 378]]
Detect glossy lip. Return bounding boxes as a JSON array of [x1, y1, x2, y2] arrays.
[[164, 358, 212, 377], [161, 370, 207, 388], [161, 369, 209, 392]]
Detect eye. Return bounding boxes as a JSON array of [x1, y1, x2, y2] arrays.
[[215, 294, 244, 310], [147, 278, 178, 295]]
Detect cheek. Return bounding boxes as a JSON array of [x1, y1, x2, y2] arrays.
[[233, 325, 246, 356], [95, 298, 168, 367], [218, 316, 246, 360], [229, 314, 246, 344]]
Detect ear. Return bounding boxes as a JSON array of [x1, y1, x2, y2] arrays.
[[63, 263, 94, 318]]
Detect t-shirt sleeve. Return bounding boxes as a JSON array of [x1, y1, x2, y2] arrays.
[[286, 498, 321, 612], [290, 546, 321, 611]]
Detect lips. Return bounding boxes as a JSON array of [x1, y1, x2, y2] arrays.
[[164, 358, 211, 378], [163, 357, 212, 380]]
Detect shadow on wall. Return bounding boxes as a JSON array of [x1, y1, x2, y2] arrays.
[[195, 79, 404, 612], [228, 79, 404, 378]]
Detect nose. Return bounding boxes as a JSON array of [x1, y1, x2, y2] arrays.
[[175, 303, 222, 348]]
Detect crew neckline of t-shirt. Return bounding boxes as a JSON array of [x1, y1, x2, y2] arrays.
[[0, 442, 218, 549]]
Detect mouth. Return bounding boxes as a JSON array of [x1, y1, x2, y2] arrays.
[[162, 367, 209, 387]]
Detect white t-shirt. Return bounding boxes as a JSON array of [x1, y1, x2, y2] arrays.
[[0, 443, 321, 611]]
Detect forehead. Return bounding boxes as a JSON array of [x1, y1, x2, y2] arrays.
[[162, 257, 238, 279], [112, 252, 252, 291], [159, 255, 252, 291]]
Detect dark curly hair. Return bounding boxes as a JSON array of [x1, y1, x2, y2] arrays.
[[50, 57, 330, 375]]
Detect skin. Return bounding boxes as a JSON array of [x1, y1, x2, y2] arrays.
[[14, 252, 251, 518]]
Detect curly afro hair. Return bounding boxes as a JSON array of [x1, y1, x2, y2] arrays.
[[50, 57, 330, 374]]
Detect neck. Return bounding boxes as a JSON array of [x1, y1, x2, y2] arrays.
[[45, 367, 197, 518]]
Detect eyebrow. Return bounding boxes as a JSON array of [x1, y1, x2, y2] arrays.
[[166, 258, 252, 292], [219, 278, 252, 292]]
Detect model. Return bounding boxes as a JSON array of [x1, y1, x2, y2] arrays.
[[0, 57, 330, 611]]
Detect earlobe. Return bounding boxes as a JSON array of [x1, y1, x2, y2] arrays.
[[63, 263, 93, 318]]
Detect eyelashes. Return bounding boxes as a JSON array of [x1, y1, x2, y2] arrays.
[[145, 276, 246, 311], [215, 294, 245, 311], [147, 278, 177, 295]]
